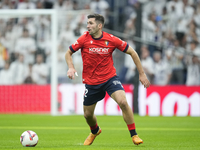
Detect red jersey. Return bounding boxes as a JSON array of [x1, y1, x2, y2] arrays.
[[69, 31, 129, 85]]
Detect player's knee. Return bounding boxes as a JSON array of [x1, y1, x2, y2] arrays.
[[84, 111, 93, 120], [118, 100, 128, 110]]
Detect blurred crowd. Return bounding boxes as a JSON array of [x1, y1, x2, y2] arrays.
[[0, 0, 200, 86], [0, 0, 105, 85], [121, 0, 200, 86]]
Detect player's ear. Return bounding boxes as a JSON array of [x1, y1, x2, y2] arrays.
[[98, 23, 102, 29]]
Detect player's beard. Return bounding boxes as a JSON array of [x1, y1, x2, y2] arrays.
[[90, 26, 100, 37]]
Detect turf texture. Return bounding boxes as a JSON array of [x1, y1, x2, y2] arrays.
[[0, 114, 199, 150]]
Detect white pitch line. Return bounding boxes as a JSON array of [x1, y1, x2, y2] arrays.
[[0, 126, 199, 131]]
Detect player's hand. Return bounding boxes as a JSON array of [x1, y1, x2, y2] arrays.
[[139, 73, 151, 88], [67, 68, 78, 79]]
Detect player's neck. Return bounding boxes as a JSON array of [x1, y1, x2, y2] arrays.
[[92, 30, 103, 39]]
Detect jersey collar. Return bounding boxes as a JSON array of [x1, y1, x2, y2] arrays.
[[92, 31, 103, 40]]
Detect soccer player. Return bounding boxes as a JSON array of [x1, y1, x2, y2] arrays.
[[65, 14, 150, 146]]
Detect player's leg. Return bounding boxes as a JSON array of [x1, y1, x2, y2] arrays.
[[111, 90, 143, 145], [83, 103, 102, 145], [111, 90, 134, 125], [83, 103, 98, 131], [83, 84, 105, 145]]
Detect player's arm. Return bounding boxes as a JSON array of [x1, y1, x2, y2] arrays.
[[125, 46, 150, 88], [65, 49, 77, 79]]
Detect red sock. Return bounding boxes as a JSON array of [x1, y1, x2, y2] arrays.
[[90, 123, 99, 134], [90, 123, 98, 130], [127, 123, 137, 137], [127, 123, 136, 130]]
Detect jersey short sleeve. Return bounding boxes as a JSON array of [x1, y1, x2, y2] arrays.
[[69, 32, 86, 53], [113, 36, 129, 53]]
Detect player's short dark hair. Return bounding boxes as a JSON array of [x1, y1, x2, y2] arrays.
[[87, 14, 105, 26]]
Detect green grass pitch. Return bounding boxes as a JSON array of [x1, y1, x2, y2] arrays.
[[0, 114, 199, 150]]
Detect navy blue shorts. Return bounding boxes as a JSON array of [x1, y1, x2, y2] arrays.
[[83, 76, 124, 106]]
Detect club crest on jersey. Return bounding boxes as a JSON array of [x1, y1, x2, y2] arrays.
[[105, 41, 109, 46], [90, 40, 93, 44]]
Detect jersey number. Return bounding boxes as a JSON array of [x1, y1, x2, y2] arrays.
[[84, 89, 88, 97]]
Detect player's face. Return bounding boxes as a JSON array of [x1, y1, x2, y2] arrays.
[[87, 18, 101, 36]]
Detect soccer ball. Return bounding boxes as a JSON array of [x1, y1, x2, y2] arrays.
[[20, 130, 39, 147]]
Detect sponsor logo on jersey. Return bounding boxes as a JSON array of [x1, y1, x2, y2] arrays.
[[105, 41, 109, 46], [89, 47, 109, 54]]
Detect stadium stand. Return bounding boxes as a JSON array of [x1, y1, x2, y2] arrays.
[[0, 0, 199, 86]]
